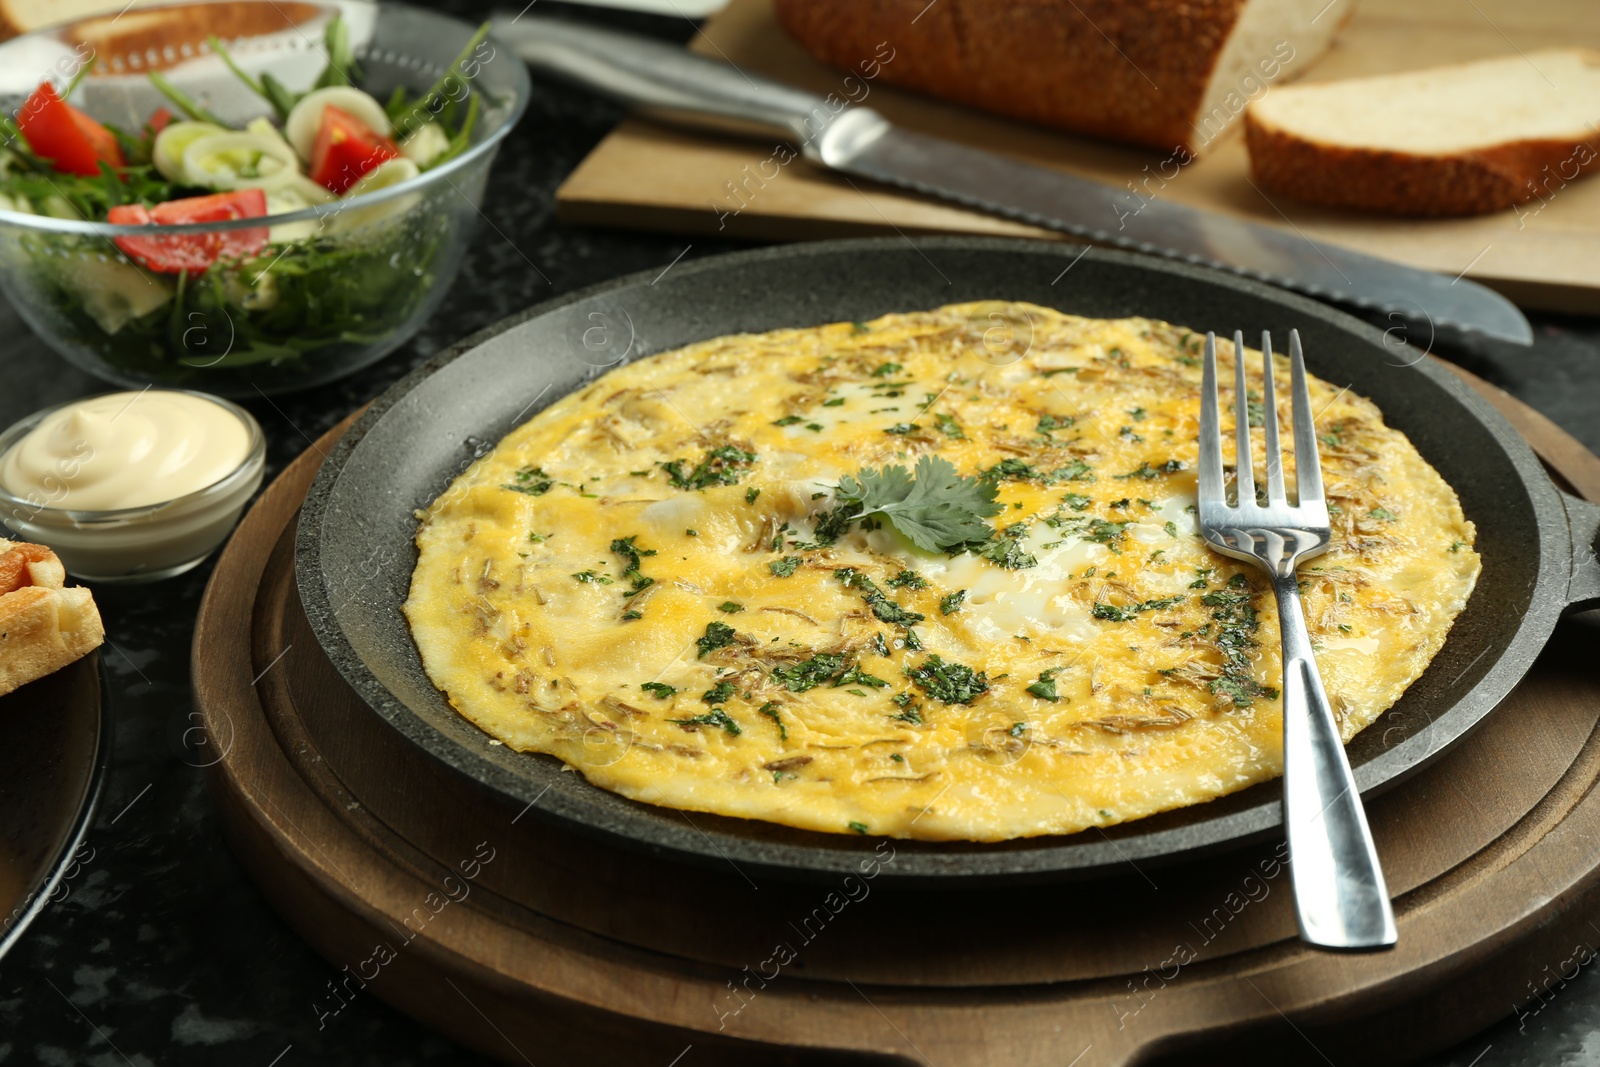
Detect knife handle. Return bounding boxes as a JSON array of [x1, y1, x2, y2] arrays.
[[492, 15, 840, 149]]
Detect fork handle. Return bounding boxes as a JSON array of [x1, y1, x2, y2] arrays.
[[1272, 574, 1397, 950]]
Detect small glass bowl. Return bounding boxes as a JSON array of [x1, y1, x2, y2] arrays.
[[0, 0, 531, 395], [0, 393, 265, 582]]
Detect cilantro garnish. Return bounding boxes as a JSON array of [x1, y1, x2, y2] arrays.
[[834, 455, 1001, 554], [639, 682, 677, 699], [771, 652, 847, 692], [772, 415, 803, 426], [758, 701, 787, 741], [871, 362, 902, 377], [701, 680, 736, 705], [1036, 414, 1074, 434], [769, 556, 802, 578], [978, 524, 1037, 570], [572, 570, 612, 584], [662, 445, 757, 490], [610, 536, 657, 595], [718, 601, 745, 613], [1092, 595, 1184, 622], [670, 709, 740, 735], [905, 654, 989, 705], [887, 570, 929, 590], [935, 413, 965, 439], [939, 589, 966, 615], [503, 466, 553, 495], [696, 621, 738, 658], [1116, 460, 1183, 480], [1026, 668, 1061, 701], [848, 821, 870, 834], [1369, 506, 1397, 521]]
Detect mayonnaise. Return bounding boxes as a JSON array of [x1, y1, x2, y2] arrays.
[[0, 391, 250, 510]]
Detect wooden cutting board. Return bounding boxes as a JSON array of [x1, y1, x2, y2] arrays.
[[556, 0, 1600, 313]]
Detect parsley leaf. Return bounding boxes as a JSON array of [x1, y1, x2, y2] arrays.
[[696, 621, 738, 658], [905, 654, 989, 705], [834, 455, 1001, 553], [670, 709, 741, 735], [1026, 668, 1061, 701]]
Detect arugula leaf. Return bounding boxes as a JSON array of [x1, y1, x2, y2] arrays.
[[834, 455, 1001, 553]]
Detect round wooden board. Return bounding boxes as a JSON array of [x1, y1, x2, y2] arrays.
[[193, 364, 1600, 1066]]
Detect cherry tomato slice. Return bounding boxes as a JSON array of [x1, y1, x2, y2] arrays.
[[15, 81, 124, 177], [309, 104, 399, 194], [147, 107, 174, 135], [108, 189, 269, 275]]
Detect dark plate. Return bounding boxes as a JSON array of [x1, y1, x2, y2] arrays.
[[0, 652, 109, 956], [298, 238, 1595, 885]]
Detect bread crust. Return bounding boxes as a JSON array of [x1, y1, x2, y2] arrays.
[[772, 0, 1249, 152], [0, 541, 104, 698], [1244, 111, 1600, 216], [66, 2, 321, 70]]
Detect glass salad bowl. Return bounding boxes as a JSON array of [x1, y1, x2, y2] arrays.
[[0, 0, 529, 395]]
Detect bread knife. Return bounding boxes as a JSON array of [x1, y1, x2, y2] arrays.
[[493, 15, 1534, 346]]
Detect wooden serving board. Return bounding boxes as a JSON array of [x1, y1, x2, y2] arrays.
[[191, 366, 1600, 1065], [556, 0, 1600, 312]]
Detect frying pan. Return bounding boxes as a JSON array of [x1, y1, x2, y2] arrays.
[[297, 238, 1600, 885]]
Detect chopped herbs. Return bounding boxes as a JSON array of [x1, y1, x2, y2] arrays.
[[835, 665, 890, 689], [1062, 493, 1092, 510], [1092, 595, 1184, 622], [1449, 540, 1464, 553], [771, 652, 847, 692], [746, 487, 762, 504], [718, 601, 745, 613], [611, 536, 657, 595], [503, 466, 553, 495], [662, 445, 757, 490], [772, 415, 803, 426], [887, 570, 929, 590], [696, 621, 738, 658], [701, 680, 736, 705], [1052, 459, 1095, 482], [1026, 668, 1061, 701], [1036, 413, 1074, 434], [1369, 506, 1398, 521], [670, 709, 741, 735], [986, 458, 1035, 481], [1164, 520, 1179, 537], [572, 570, 613, 584], [904, 629, 923, 651], [1116, 460, 1183, 480], [1201, 576, 1280, 708], [872, 632, 890, 656], [823, 397, 846, 407], [884, 422, 920, 435], [979, 524, 1038, 570], [871, 361, 902, 376], [939, 589, 967, 615], [758, 701, 788, 741], [769, 556, 803, 578], [848, 821, 870, 834], [834, 455, 1002, 553], [935, 413, 965, 439], [905, 654, 990, 705], [639, 682, 678, 699]]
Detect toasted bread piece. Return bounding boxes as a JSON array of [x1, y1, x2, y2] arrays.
[[0, 0, 320, 69], [1245, 49, 1600, 216], [0, 540, 104, 698], [772, 0, 1352, 154]]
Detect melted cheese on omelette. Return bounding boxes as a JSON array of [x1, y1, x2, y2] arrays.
[[404, 303, 1479, 841]]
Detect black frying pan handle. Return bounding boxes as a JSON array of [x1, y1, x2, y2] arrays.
[[1563, 492, 1600, 611]]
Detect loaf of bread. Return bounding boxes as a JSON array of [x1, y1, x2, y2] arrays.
[[1244, 49, 1600, 216], [0, 0, 320, 64], [0, 540, 104, 698], [772, 0, 1351, 154]]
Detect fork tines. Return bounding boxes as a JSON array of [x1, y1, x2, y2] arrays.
[[1199, 330, 1327, 517]]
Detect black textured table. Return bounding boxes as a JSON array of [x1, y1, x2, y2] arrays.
[[1, 3, 1598, 1064]]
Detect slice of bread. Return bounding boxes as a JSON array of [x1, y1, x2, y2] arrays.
[[772, 0, 1353, 155], [0, 0, 321, 69], [0, 540, 104, 698], [1245, 49, 1600, 216]]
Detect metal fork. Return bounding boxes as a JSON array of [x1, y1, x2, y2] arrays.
[[1198, 330, 1396, 951]]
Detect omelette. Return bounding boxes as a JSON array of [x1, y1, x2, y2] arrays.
[[404, 303, 1480, 841]]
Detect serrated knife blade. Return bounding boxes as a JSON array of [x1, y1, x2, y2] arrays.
[[497, 14, 1534, 346]]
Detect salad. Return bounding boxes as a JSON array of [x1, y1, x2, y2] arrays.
[[0, 15, 492, 385]]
